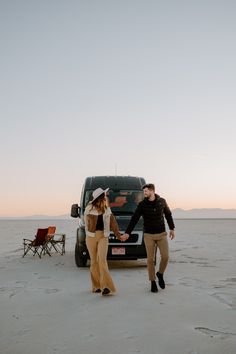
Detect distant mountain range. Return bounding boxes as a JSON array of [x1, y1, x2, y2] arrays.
[[172, 208, 236, 219], [0, 214, 71, 220], [0, 209, 236, 219]]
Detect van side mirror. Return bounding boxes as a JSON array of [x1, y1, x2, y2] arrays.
[[71, 204, 81, 218]]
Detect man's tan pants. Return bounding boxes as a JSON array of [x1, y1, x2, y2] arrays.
[[86, 231, 116, 293], [144, 232, 169, 281]]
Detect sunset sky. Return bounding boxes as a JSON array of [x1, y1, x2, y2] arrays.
[[1, 0, 236, 217]]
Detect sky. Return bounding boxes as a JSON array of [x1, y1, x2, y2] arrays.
[[1, 0, 236, 216]]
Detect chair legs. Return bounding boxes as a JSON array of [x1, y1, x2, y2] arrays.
[[48, 234, 66, 255], [23, 244, 43, 258], [22, 233, 66, 258], [23, 240, 52, 258]]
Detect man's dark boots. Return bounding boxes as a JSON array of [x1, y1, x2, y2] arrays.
[[156, 272, 165, 289], [151, 280, 158, 293]]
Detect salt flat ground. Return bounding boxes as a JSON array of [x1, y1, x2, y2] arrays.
[[0, 219, 236, 354]]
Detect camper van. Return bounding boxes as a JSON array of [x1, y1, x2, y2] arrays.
[[71, 176, 147, 267]]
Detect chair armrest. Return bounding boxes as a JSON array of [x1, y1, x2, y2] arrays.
[[51, 233, 66, 241], [23, 238, 34, 245], [23, 238, 35, 243]]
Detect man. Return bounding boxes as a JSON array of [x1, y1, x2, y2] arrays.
[[123, 183, 175, 293]]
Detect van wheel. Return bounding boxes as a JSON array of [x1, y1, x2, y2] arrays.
[[75, 244, 88, 267]]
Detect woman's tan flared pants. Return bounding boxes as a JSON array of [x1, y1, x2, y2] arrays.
[[86, 231, 116, 293]]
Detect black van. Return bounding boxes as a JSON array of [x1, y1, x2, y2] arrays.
[[71, 176, 147, 267]]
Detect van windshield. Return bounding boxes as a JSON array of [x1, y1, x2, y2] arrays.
[[84, 190, 143, 214]]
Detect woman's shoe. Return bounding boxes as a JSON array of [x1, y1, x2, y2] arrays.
[[102, 288, 111, 296], [94, 289, 101, 293]]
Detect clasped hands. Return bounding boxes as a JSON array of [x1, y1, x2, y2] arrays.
[[119, 233, 129, 242]]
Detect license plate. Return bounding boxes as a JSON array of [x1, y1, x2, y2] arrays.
[[111, 247, 125, 255]]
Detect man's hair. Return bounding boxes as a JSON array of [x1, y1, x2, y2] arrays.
[[142, 183, 155, 191]]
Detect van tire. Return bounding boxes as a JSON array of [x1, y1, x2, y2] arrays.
[[75, 243, 87, 267]]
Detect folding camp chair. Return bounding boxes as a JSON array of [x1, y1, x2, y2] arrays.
[[47, 226, 66, 255], [23, 228, 51, 258], [46, 226, 56, 241]]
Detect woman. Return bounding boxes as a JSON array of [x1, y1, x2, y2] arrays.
[[84, 187, 127, 295]]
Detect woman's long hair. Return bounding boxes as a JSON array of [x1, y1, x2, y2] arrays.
[[91, 193, 107, 214]]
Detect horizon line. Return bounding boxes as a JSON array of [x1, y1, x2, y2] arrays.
[[1, 207, 236, 219]]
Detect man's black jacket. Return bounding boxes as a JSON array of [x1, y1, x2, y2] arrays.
[[125, 194, 175, 235]]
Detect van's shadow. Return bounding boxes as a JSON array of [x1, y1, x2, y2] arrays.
[[107, 259, 146, 269]]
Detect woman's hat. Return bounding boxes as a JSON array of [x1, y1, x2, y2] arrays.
[[91, 187, 109, 202]]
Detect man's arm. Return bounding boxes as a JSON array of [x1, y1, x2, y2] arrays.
[[163, 199, 175, 240], [123, 203, 142, 238]]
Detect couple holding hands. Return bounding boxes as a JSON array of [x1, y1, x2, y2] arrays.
[[84, 183, 175, 296]]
